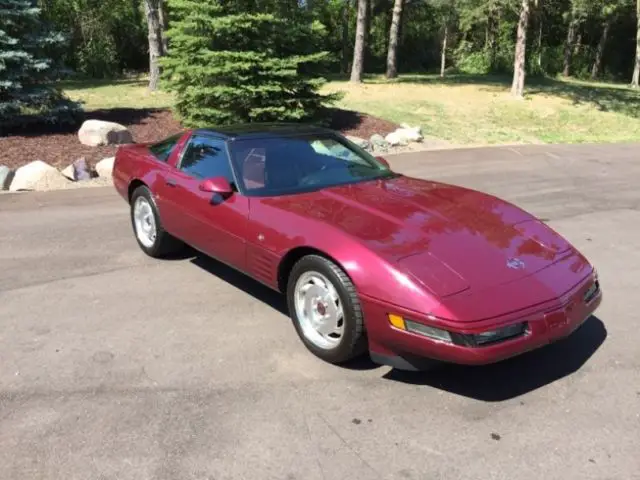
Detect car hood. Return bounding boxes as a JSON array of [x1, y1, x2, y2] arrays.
[[264, 176, 572, 297]]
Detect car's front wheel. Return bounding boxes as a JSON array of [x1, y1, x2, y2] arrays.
[[287, 254, 367, 364], [130, 185, 182, 258]]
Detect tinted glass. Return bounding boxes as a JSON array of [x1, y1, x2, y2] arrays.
[[229, 134, 394, 196], [179, 136, 234, 183], [149, 134, 181, 162]]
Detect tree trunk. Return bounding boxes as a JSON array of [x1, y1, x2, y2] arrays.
[[632, 0, 640, 87], [440, 24, 448, 77], [342, 1, 350, 74], [485, 23, 488, 50], [144, 0, 163, 91], [591, 19, 611, 79], [574, 32, 582, 55], [537, 10, 543, 68], [562, 18, 577, 77], [364, 0, 373, 63], [511, 0, 530, 98], [350, 0, 368, 83], [158, 0, 168, 55], [487, 9, 497, 70], [385, 0, 403, 78]]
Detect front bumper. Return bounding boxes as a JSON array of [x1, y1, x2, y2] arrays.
[[361, 273, 602, 370]]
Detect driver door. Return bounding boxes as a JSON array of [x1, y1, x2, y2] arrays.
[[160, 134, 249, 270]]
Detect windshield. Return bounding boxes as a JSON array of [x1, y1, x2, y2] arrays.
[[228, 133, 395, 196]]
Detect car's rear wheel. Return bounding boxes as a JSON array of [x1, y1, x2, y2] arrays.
[[130, 185, 181, 258], [287, 254, 367, 364]]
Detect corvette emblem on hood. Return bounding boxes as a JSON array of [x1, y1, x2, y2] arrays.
[[506, 257, 526, 270]]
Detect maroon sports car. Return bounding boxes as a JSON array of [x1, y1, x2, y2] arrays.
[[112, 124, 602, 370]]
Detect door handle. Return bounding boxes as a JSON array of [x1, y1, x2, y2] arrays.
[[166, 179, 177, 187]]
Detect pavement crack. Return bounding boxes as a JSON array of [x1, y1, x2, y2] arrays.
[[316, 413, 382, 479]]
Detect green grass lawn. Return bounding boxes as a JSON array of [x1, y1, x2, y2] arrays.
[[59, 73, 640, 145], [59, 77, 174, 110], [324, 74, 640, 145]]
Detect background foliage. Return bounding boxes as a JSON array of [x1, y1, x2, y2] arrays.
[[38, 0, 148, 78], [28, 0, 640, 82], [0, 0, 81, 132], [3, 0, 640, 131]]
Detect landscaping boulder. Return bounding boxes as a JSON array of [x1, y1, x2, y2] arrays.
[[78, 119, 133, 147], [0, 165, 14, 190], [61, 164, 75, 181], [61, 157, 92, 181], [9, 160, 70, 191], [385, 130, 408, 146], [75, 157, 92, 180], [95, 156, 115, 178], [370, 134, 389, 151], [399, 124, 423, 142], [385, 125, 424, 146], [346, 135, 371, 151]]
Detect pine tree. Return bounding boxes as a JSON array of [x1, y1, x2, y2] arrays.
[[160, 0, 340, 127], [0, 0, 81, 132]]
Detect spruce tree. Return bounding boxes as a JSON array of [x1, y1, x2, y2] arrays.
[[161, 0, 340, 126], [0, 0, 81, 132]]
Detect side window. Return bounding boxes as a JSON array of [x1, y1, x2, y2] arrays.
[[149, 134, 181, 162], [239, 148, 266, 190], [179, 136, 234, 183]]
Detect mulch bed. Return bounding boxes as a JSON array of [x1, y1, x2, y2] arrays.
[[0, 108, 399, 170]]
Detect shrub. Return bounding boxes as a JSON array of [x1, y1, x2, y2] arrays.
[[0, 0, 82, 132], [161, 0, 341, 127], [453, 41, 491, 74]]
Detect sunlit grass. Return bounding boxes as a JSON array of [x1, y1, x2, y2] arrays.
[[57, 73, 640, 145], [323, 74, 640, 145], [59, 75, 174, 110]]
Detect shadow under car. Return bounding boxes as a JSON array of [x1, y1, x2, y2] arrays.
[[383, 315, 607, 402], [187, 249, 607, 399]]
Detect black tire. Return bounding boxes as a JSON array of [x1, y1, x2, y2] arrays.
[[286, 254, 367, 364], [129, 185, 182, 258]]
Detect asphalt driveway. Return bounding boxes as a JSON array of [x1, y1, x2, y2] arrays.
[[1, 143, 639, 480]]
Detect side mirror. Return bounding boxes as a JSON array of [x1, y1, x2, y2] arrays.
[[375, 156, 391, 168], [199, 176, 233, 196]]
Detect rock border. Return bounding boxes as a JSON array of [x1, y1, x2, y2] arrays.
[[0, 156, 115, 193], [346, 123, 430, 153], [1, 123, 447, 193], [1, 118, 127, 192]]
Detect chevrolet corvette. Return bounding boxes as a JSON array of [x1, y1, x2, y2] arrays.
[[112, 124, 602, 370]]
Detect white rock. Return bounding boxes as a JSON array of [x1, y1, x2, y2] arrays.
[[385, 131, 408, 146], [78, 119, 133, 147], [402, 126, 424, 142], [9, 160, 71, 191], [385, 126, 424, 146], [61, 164, 75, 181], [95, 156, 115, 178]]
